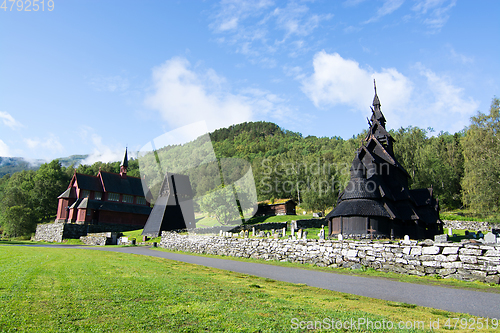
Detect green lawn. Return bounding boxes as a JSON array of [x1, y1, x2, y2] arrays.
[[0, 245, 488, 332]]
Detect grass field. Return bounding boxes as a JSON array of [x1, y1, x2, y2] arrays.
[[0, 245, 492, 332]]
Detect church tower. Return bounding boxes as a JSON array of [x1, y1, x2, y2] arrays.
[[120, 148, 128, 178]]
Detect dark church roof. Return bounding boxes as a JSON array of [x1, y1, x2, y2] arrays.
[[71, 171, 145, 197], [100, 172, 144, 196]]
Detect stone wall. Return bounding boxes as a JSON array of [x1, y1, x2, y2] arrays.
[[443, 220, 500, 232], [80, 232, 118, 246], [183, 219, 325, 235], [33, 223, 65, 242], [34, 222, 142, 242], [160, 232, 500, 284]]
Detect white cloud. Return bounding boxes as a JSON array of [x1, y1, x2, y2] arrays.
[[24, 134, 64, 153], [414, 63, 479, 132], [448, 45, 474, 64], [364, 0, 405, 24], [301, 51, 412, 125], [273, 2, 332, 40], [0, 111, 22, 129], [145, 57, 254, 132], [81, 133, 133, 165], [301, 51, 478, 133], [144, 57, 293, 131], [209, 0, 332, 61], [412, 0, 456, 31], [0, 139, 12, 157]]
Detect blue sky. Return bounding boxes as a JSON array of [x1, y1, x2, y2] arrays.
[[1, 0, 498, 163]]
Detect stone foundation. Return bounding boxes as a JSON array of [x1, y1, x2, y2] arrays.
[[160, 232, 500, 284], [34, 222, 141, 242], [80, 232, 118, 246]]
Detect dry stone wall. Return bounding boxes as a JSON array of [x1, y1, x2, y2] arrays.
[[443, 220, 499, 232], [33, 222, 141, 242], [33, 223, 65, 242], [160, 232, 500, 284]]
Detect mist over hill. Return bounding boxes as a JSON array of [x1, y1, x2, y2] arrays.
[[0, 155, 88, 177]]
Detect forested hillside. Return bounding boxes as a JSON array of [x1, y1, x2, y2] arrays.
[[1, 98, 499, 237]]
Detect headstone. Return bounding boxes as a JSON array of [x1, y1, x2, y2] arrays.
[[219, 230, 223, 237], [302, 230, 308, 239], [291, 227, 295, 237], [258, 231, 265, 237], [271, 229, 275, 235], [303, 211, 306, 215], [484, 232, 497, 244], [318, 226, 325, 240], [434, 234, 448, 243], [266, 232, 271, 238], [313, 213, 319, 218], [448, 228, 453, 236], [291, 220, 297, 230], [470, 232, 476, 239], [240, 230, 245, 238], [282, 228, 286, 238], [273, 233, 279, 239], [404, 235, 410, 242], [244, 230, 249, 238], [252, 227, 255, 237], [297, 229, 303, 239], [338, 234, 343, 241], [477, 231, 484, 239]]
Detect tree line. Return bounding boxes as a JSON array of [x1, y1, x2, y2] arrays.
[[1, 98, 498, 237]]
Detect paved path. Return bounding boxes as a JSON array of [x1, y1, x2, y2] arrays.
[[68, 245, 500, 319]]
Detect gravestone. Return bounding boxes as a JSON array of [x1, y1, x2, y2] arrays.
[[274, 233, 279, 239], [302, 230, 308, 240], [258, 231, 265, 237], [282, 228, 286, 238], [338, 234, 343, 241], [434, 234, 448, 243], [448, 228, 453, 236], [244, 230, 249, 238], [297, 229, 303, 239], [484, 232, 497, 244], [318, 226, 325, 240], [252, 227, 255, 237], [219, 230, 223, 237], [291, 227, 295, 237], [477, 231, 484, 239], [291, 220, 297, 230]]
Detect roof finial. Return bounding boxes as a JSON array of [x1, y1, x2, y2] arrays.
[[372, 78, 381, 108]]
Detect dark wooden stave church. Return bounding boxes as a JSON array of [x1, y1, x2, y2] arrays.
[[326, 83, 443, 239]]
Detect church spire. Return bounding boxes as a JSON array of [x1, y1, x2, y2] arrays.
[[370, 79, 386, 128], [373, 79, 381, 108], [120, 147, 128, 178]]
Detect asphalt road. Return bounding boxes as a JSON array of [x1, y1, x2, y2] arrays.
[[64, 245, 500, 319]]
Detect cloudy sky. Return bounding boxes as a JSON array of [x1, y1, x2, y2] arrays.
[[1, 0, 498, 162]]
